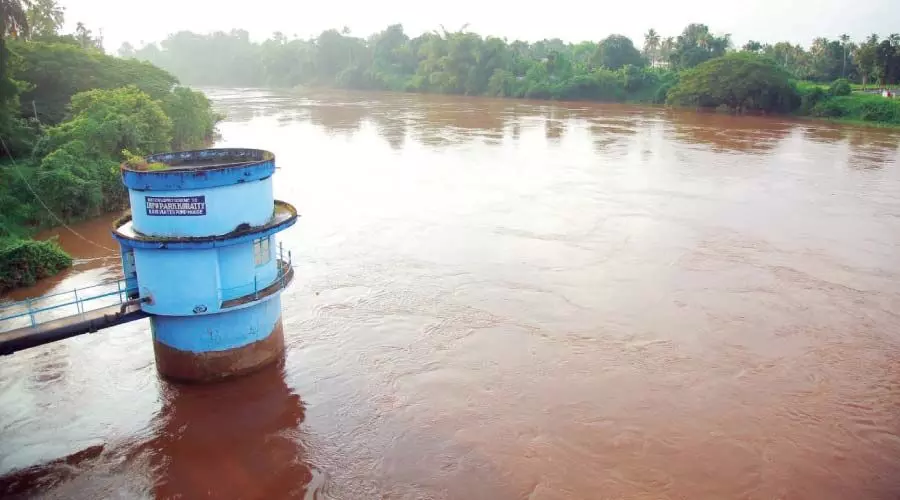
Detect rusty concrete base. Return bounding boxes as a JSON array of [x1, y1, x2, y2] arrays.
[[153, 319, 285, 383]]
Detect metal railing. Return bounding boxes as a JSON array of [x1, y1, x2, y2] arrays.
[[0, 243, 294, 330], [0, 279, 136, 331], [219, 242, 293, 307]]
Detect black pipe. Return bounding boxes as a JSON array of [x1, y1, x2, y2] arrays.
[[119, 296, 146, 314], [0, 299, 150, 356]]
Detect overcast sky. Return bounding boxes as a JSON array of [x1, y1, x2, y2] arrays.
[[60, 0, 896, 52]]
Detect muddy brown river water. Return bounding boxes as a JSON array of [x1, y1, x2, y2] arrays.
[[2, 89, 900, 499]]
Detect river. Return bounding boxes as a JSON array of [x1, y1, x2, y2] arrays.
[[1, 89, 900, 499]]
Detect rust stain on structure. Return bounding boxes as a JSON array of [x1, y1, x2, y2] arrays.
[[154, 319, 285, 383]]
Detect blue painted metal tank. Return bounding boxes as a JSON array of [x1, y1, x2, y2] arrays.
[[112, 149, 297, 382]]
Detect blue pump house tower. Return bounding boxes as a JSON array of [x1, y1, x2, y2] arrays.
[[112, 149, 297, 382]]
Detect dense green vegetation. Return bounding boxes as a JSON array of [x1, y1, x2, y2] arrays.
[[810, 94, 900, 124], [130, 23, 900, 99], [12, 40, 178, 124], [667, 53, 797, 113], [0, 0, 219, 292], [0, 238, 72, 293], [657, 54, 900, 126], [125, 23, 900, 126], [128, 24, 728, 103]]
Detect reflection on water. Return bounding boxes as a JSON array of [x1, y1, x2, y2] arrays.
[[801, 124, 900, 171], [1, 363, 313, 499], [2, 89, 900, 499], [667, 110, 794, 153], [148, 362, 313, 499], [846, 129, 900, 170]]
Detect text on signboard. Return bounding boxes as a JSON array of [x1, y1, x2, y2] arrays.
[[145, 196, 207, 216]]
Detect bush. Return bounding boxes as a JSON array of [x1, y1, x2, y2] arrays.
[[162, 87, 221, 151], [811, 94, 900, 124], [0, 88, 39, 159], [619, 64, 647, 92], [795, 81, 826, 114], [828, 79, 852, 97], [486, 69, 515, 97], [524, 82, 552, 100], [667, 53, 798, 113], [33, 142, 105, 223], [45, 86, 172, 158], [0, 237, 72, 294], [122, 149, 168, 171], [0, 163, 38, 238], [21, 86, 171, 228], [652, 72, 679, 104], [550, 69, 627, 101]]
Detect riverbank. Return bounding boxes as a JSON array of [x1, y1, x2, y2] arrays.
[[0, 161, 72, 295], [377, 76, 900, 128], [127, 24, 900, 129], [803, 115, 900, 129], [281, 79, 900, 129], [208, 68, 900, 129], [806, 93, 900, 126]]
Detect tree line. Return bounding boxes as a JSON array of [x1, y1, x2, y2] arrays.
[[125, 23, 900, 98], [741, 34, 900, 87]]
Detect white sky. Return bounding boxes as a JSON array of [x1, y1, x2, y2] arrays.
[[60, 0, 896, 52]]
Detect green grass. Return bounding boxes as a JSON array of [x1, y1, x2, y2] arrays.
[[796, 114, 900, 129], [810, 93, 900, 124], [799, 80, 885, 91], [798, 80, 830, 89], [849, 83, 896, 91]]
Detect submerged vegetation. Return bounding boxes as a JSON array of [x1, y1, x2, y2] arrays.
[[0, 238, 72, 293], [0, 0, 220, 292]]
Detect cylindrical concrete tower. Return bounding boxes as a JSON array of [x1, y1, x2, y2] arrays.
[[112, 149, 297, 382]]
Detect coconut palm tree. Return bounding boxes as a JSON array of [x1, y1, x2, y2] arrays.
[[1, 0, 30, 88], [644, 29, 660, 66], [660, 37, 675, 67], [743, 40, 763, 53], [25, 0, 63, 38], [75, 21, 91, 48], [1, 0, 30, 39], [855, 34, 879, 89], [840, 33, 850, 77]]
